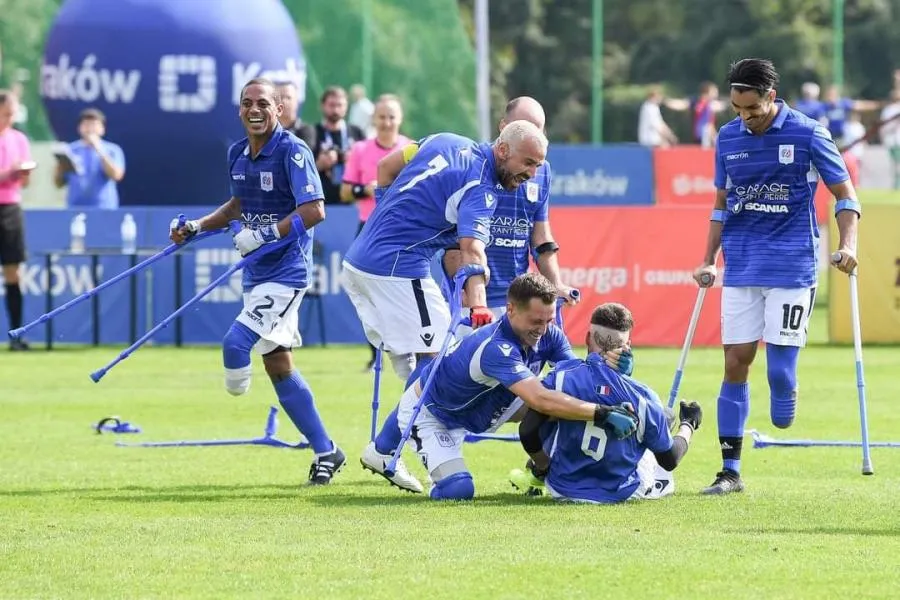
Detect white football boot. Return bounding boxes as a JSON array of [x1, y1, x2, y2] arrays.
[[360, 442, 424, 493]]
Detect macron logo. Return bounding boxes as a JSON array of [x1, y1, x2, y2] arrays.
[[291, 152, 305, 169], [726, 152, 750, 161], [498, 343, 513, 357], [485, 193, 495, 207]]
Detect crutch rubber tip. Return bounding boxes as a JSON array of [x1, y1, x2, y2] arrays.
[[8, 328, 22, 340], [89, 370, 105, 383], [384, 468, 396, 477], [862, 465, 874, 476]]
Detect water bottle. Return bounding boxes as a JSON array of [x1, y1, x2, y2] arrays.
[[120, 213, 137, 255], [70, 213, 86, 254]]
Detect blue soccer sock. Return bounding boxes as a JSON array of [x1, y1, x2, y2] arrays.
[[717, 381, 750, 474], [272, 370, 333, 455], [767, 344, 800, 429], [374, 406, 402, 455]]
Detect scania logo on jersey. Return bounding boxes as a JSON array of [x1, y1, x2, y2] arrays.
[[493, 238, 527, 248], [734, 182, 790, 202], [743, 202, 789, 214]]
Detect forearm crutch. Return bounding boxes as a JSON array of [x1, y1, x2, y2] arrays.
[[667, 273, 712, 409], [8, 215, 225, 341], [832, 251, 873, 475], [90, 217, 303, 383]]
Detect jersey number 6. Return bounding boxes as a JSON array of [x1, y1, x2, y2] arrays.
[[398, 155, 450, 192], [581, 422, 608, 461]]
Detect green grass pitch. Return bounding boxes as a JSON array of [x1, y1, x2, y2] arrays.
[[2, 310, 899, 599]]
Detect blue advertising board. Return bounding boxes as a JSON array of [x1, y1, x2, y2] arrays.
[[41, 0, 306, 207], [0, 206, 367, 347], [546, 144, 654, 206]]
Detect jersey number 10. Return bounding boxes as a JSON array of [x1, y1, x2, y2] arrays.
[[398, 155, 450, 192]]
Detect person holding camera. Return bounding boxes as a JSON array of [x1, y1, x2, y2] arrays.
[[302, 86, 365, 205], [53, 108, 125, 209]]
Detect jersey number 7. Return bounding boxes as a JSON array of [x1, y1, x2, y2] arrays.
[[398, 155, 450, 192]]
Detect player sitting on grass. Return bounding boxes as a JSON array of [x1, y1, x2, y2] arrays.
[[363, 273, 641, 500], [509, 302, 703, 503]]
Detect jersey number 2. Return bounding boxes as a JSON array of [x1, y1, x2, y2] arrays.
[[251, 295, 275, 319], [398, 155, 450, 192], [581, 422, 608, 461]]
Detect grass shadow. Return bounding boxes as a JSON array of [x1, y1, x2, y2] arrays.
[[733, 526, 900, 538]]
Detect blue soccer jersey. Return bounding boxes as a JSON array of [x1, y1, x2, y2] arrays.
[[344, 133, 501, 279], [714, 100, 849, 288], [441, 163, 552, 308], [419, 315, 576, 433], [543, 355, 673, 504], [228, 124, 324, 291]]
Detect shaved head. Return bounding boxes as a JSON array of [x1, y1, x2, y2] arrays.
[[500, 96, 546, 132], [493, 120, 548, 190], [497, 119, 547, 153]]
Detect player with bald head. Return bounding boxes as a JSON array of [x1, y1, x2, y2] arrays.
[[343, 120, 548, 378], [346, 121, 549, 491], [442, 97, 577, 334]]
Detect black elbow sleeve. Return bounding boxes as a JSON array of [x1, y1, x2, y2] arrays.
[[519, 409, 549, 454], [654, 436, 689, 471]]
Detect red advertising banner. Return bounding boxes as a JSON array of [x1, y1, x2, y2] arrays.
[[550, 206, 723, 347], [654, 145, 840, 224], [652, 146, 716, 206]]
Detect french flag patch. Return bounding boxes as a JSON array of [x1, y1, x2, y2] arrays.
[[596, 385, 610, 396]]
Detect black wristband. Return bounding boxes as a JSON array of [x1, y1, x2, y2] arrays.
[[593, 404, 610, 427], [535, 241, 560, 255], [351, 184, 368, 199]]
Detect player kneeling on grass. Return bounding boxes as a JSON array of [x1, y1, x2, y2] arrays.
[[361, 272, 639, 499], [509, 303, 703, 503]]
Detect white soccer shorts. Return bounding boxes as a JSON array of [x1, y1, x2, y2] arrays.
[[396, 385, 467, 475], [545, 450, 675, 503], [235, 282, 307, 355], [721, 286, 817, 347], [341, 261, 451, 354]]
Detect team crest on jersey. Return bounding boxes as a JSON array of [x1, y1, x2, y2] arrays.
[[525, 181, 539, 203], [778, 144, 794, 165], [260, 171, 274, 191]]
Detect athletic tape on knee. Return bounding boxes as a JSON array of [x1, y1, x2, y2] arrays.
[[223, 321, 260, 395], [389, 352, 416, 381], [430, 471, 474, 501]]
